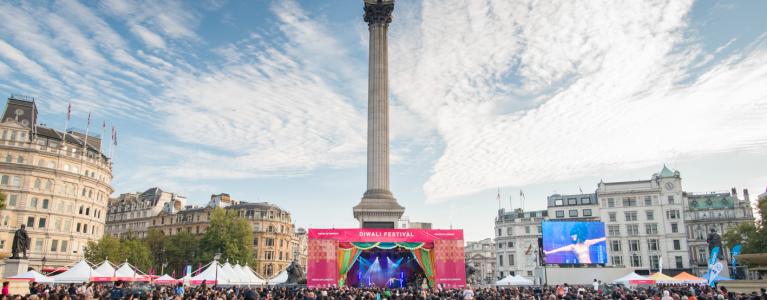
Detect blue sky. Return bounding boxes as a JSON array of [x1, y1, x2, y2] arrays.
[[1, 0, 766, 241]]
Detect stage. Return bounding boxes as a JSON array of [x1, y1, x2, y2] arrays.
[[306, 228, 466, 288]]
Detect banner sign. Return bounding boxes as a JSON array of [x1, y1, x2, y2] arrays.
[[306, 239, 338, 288], [308, 228, 464, 242], [709, 262, 723, 287], [433, 239, 467, 287]]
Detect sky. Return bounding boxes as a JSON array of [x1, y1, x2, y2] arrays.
[[0, 0, 766, 241]]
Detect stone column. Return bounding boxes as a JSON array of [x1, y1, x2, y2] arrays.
[[353, 0, 404, 228]]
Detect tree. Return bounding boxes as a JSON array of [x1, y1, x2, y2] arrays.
[[0, 192, 5, 210], [164, 232, 200, 276], [121, 239, 153, 271], [85, 235, 122, 263], [723, 195, 767, 255], [200, 208, 254, 265]]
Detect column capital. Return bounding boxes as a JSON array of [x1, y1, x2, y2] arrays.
[[364, 0, 394, 26]]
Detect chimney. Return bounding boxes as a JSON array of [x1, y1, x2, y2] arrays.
[[743, 189, 750, 202], [731, 187, 737, 198]]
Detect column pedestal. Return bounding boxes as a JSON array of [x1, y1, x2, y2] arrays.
[[3, 258, 29, 278]]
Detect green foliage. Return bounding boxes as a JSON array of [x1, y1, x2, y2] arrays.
[[84, 235, 154, 271], [723, 196, 767, 255], [0, 192, 6, 210], [163, 232, 200, 275], [200, 207, 254, 265]]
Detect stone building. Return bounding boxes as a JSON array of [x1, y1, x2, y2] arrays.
[[148, 193, 298, 278], [464, 238, 496, 285], [684, 188, 755, 274], [292, 228, 308, 271], [547, 193, 599, 221], [494, 208, 546, 282], [0, 96, 113, 271], [105, 187, 186, 238], [597, 166, 690, 271]]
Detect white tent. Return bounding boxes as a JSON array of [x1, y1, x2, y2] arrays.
[[114, 263, 149, 282], [495, 275, 534, 286], [7, 270, 54, 283], [52, 260, 94, 283], [268, 269, 288, 285], [611, 272, 655, 285], [231, 265, 249, 285], [242, 265, 266, 285], [219, 262, 238, 286], [91, 261, 116, 282], [189, 262, 227, 285], [154, 274, 178, 285]]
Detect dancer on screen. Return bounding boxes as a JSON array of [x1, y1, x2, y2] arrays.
[[544, 223, 606, 264]]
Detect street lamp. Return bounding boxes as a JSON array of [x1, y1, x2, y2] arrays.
[[214, 252, 221, 286], [41, 256, 47, 274]]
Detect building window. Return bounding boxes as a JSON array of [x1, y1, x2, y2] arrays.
[[61, 240, 68, 252], [26, 217, 34, 228], [42, 199, 49, 209], [555, 199, 563, 206], [499, 255, 503, 267], [610, 240, 622, 252], [497, 228, 501, 236], [673, 240, 681, 250], [622, 197, 637, 207], [555, 211, 564, 218], [609, 212, 616, 222], [624, 211, 638, 221], [612, 256, 624, 266], [607, 198, 615, 207], [50, 240, 58, 252], [650, 255, 660, 270], [38, 218, 46, 228], [666, 210, 680, 219], [525, 226, 530, 234], [583, 209, 592, 217], [266, 238, 275, 247], [537, 225, 542, 233], [671, 223, 678, 233], [667, 195, 675, 204], [644, 196, 652, 206], [507, 227, 512, 236], [567, 198, 577, 205], [628, 240, 640, 251], [507, 241, 514, 248], [35, 239, 43, 251], [648, 239, 659, 251], [580, 198, 590, 204], [569, 210, 578, 217], [8, 194, 16, 206], [498, 243, 503, 249], [646, 210, 654, 220], [626, 224, 639, 235], [0, 240, 4, 249], [675, 256, 683, 268], [30, 198, 38, 208], [608, 225, 620, 236], [645, 223, 658, 235], [630, 254, 642, 267]]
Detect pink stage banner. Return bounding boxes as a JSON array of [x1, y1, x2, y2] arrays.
[[306, 239, 338, 288], [308, 228, 463, 242], [434, 239, 467, 288]]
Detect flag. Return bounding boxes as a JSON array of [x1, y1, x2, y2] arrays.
[[520, 190, 525, 198], [67, 102, 71, 121], [87, 112, 91, 126], [496, 188, 501, 209], [525, 244, 532, 255], [102, 120, 106, 129]]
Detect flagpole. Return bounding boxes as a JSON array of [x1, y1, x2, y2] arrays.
[[496, 188, 501, 211], [62, 102, 71, 151], [100, 121, 106, 160], [109, 126, 114, 159], [82, 112, 91, 160]]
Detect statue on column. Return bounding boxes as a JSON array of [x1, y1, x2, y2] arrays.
[[706, 228, 723, 260], [11, 224, 30, 259]]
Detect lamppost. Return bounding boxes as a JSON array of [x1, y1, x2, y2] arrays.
[[214, 252, 221, 285], [160, 248, 166, 274], [41, 256, 47, 274]]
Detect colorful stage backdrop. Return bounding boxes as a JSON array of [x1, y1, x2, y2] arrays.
[[307, 228, 466, 288]]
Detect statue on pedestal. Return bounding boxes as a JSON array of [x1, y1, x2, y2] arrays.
[[706, 228, 723, 260], [10, 225, 30, 259]]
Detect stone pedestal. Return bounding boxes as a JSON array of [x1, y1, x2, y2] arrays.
[[2, 258, 29, 278]]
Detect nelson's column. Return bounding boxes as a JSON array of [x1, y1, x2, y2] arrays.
[[353, 0, 405, 228]]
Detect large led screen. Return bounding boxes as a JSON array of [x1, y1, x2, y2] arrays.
[[542, 221, 607, 264]]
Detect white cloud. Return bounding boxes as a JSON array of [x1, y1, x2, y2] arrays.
[[386, 0, 767, 202], [130, 24, 167, 49]]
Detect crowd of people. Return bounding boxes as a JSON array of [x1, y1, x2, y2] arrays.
[[2, 280, 766, 300]]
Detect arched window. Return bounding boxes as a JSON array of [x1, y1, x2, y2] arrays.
[[42, 199, 49, 209], [79, 206, 84, 214]]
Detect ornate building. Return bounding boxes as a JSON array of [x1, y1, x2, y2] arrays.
[[148, 193, 298, 278], [105, 187, 186, 238], [684, 188, 754, 274], [464, 238, 496, 285], [0, 96, 113, 271], [494, 208, 546, 283]]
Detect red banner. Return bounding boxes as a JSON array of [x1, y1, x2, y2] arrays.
[[434, 239, 467, 287], [306, 239, 338, 288], [308, 228, 463, 242]]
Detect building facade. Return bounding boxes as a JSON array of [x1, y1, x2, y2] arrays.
[[596, 166, 690, 272], [292, 228, 308, 271], [148, 194, 298, 278], [464, 238, 496, 285], [547, 193, 599, 221], [0, 96, 113, 271], [684, 188, 755, 274], [105, 187, 186, 238], [494, 208, 546, 282]]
